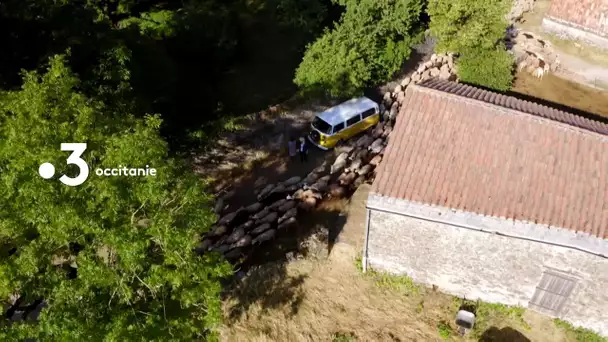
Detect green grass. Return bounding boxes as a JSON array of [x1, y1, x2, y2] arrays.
[[354, 255, 363, 273], [461, 300, 530, 338], [476, 302, 527, 322], [554, 319, 608, 342], [437, 321, 452, 340], [332, 332, 356, 341], [353, 256, 421, 296], [370, 271, 422, 296]]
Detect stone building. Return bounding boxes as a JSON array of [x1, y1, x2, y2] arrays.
[[542, 0, 608, 49], [363, 78, 608, 336]]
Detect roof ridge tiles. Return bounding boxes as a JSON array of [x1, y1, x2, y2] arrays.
[[413, 79, 608, 136]]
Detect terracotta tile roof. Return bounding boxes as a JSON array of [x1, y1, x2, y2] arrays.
[[371, 79, 608, 239], [546, 0, 608, 37]]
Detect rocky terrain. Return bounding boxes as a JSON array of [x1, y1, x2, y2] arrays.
[[507, 0, 536, 23], [196, 52, 459, 266]]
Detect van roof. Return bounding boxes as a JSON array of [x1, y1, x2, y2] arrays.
[[317, 97, 378, 126]]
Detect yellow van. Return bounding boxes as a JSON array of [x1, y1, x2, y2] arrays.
[[307, 97, 380, 150]]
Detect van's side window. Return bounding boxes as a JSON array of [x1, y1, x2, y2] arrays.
[[346, 115, 361, 127], [333, 122, 345, 133], [361, 108, 376, 119]]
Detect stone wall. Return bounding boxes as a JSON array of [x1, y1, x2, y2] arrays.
[[542, 17, 608, 50], [542, 0, 608, 50], [366, 208, 608, 336]]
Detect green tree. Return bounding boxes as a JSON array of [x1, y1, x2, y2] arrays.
[[427, 0, 510, 53], [0, 55, 232, 340], [427, 0, 514, 91], [456, 46, 514, 92], [271, 0, 328, 34], [294, 0, 424, 97]]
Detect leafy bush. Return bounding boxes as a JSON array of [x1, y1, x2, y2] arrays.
[[427, 0, 514, 92], [456, 47, 514, 91], [427, 0, 511, 53], [294, 0, 424, 97]]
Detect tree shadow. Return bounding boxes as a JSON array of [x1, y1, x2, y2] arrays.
[[221, 204, 345, 321], [223, 260, 308, 320], [327, 212, 348, 255], [479, 327, 531, 342], [210, 110, 368, 315]]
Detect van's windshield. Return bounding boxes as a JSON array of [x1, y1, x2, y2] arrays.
[[312, 117, 332, 134]]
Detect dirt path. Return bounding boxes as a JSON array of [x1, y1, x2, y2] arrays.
[[553, 50, 608, 90]]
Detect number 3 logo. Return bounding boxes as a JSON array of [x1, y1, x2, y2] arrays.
[[59, 143, 89, 187]]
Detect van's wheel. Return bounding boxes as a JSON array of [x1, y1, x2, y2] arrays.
[[335, 139, 345, 148]]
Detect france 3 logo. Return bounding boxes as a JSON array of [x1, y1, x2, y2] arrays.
[[38, 143, 89, 187]]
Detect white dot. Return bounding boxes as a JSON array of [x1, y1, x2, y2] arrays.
[[38, 163, 55, 179]]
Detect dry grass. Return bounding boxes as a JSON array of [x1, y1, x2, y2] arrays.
[[512, 71, 608, 118], [219, 242, 577, 342], [219, 186, 578, 342], [221, 243, 449, 341]]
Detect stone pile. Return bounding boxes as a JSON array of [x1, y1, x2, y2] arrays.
[[407, 53, 458, 85], [200, 51, 460, 263], [199, 110, 401, 263], [506, 29, 561, 78], [380, 52, 458, 124]]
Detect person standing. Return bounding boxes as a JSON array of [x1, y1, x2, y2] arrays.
[[288, 136, 297, 159], [299, 137, 308, 163]]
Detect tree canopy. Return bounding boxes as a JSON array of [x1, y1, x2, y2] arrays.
[[427, 0, 514, 91], [0, 56, 232, 340], [0, 0, 332, 146], [294, 0, 424, 97], [0, 0, 336, 338], [456, 47, 514, 92], [427, 0, 510, 53]]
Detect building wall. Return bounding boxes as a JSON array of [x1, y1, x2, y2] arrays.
[[546, 0, 608, 37], [366, 209, 608, 336], [542, 18, 608, 50]]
